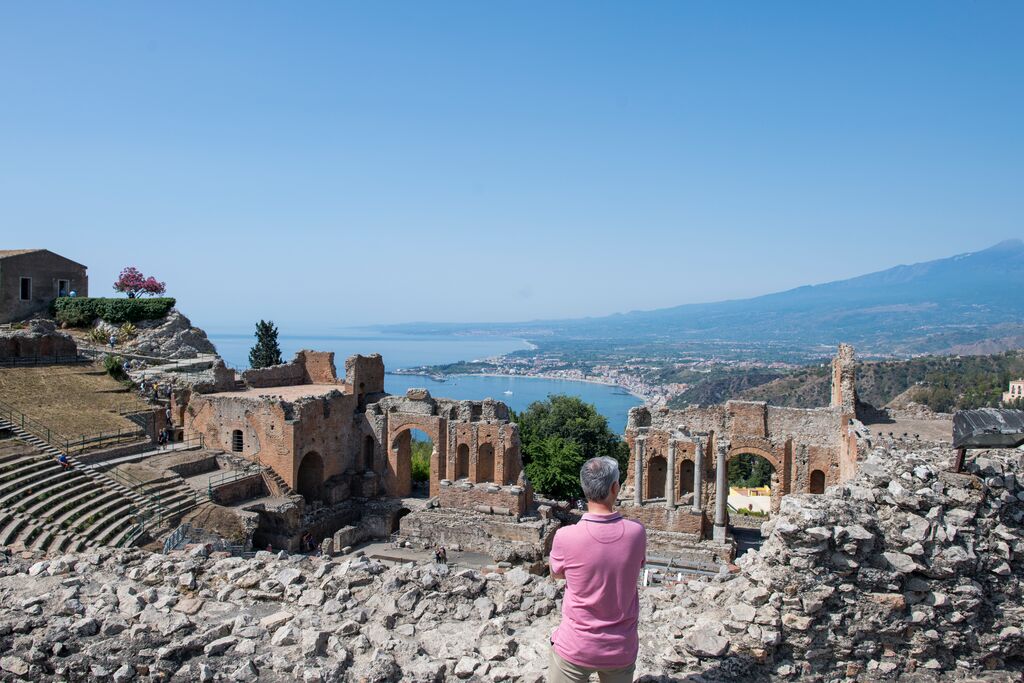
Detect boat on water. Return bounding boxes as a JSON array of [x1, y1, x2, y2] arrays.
[[503, 390, 513, 395]]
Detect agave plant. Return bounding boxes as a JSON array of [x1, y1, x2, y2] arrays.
[[88, 327, 109, 344], [118, 321, 139, 339]]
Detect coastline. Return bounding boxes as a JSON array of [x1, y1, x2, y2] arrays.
[[389, 369, 648, 402]]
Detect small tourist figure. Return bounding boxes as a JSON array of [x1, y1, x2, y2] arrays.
[[157, 428, 167, 449], [435, 546, 447, 565], [165, 406, 172, 425], [265, 543, 273, 553], [57, 453, 70, 470], [108, 333, 117, 350], [302, 532, 314, 553]]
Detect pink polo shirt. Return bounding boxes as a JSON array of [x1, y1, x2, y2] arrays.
[[549, 511, 646, 669]]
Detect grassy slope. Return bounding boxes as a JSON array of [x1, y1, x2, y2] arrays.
[[0, 363, 150, 436]]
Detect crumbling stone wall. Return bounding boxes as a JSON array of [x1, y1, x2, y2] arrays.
[[831, 342, 857, 415], [0, 319, 77, 359], [363, 391, 527, 511], [241, 350, 341, 390], [623, 345, 868, 546]]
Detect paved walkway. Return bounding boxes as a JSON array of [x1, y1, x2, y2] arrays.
[[357, 540, 495, 569]]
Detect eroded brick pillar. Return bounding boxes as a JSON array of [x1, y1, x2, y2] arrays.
[[634, 436, 645, 505]]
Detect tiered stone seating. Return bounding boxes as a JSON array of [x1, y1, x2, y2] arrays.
[[0, 435, 186, 554]]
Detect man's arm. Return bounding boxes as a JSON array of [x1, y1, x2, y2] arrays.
[[549, 530, 566, 580]]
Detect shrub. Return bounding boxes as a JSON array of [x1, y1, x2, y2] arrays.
[[118, 322, 139, 339], [54, 297, 175, 326], [88, 327, 109, 344], [103, 354, 127, 380], [53, 297, 101, 327]]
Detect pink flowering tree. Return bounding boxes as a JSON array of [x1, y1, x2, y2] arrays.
[[113, 267, 167, 298]]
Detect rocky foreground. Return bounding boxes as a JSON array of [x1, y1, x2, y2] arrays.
[[1, 444, 1022, 682]]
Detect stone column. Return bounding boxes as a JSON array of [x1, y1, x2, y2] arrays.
[[634, 437, 645, 505], [691, 438, 704, 514], [666, 440, 677, 508], [713, 441, 728, 542]]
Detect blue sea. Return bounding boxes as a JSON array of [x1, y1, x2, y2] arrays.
[[207, 329, 643, 433]]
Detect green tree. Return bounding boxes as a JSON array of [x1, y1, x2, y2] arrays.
[[728, 453, 773, 488], [514, 394, 629, 501], [410, 438, 432, 483], [249, 320, 283, 369]]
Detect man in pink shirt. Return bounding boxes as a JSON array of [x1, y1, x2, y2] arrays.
[[548, 456, 647, 682]]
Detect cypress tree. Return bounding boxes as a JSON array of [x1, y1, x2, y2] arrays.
[[249, 320, 283, 369]]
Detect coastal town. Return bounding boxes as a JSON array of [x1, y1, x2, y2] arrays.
[[392, 349, 797, 407]]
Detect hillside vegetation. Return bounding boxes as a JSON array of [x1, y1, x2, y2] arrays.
[[735, 350, 1024, 412]]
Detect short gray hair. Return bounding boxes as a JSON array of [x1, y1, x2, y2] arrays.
[[580, 457, 620, 502]]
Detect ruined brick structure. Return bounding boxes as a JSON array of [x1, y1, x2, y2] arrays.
[[181, 350, 541, 557], [623, 344, 867, 556]]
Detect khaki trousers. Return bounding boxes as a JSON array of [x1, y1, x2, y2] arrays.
[[548, 645, 635, 683]]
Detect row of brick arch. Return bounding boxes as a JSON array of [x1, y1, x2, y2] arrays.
[[643, 453, 828, 500], [358, 431, 501, 484]]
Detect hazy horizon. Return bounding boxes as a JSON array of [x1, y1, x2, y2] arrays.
[[2, 3, 1021, 331]]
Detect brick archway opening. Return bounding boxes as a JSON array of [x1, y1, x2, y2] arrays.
[[456, 444, 470, 480], [726, 449, 779, 517], [647, 455, 667, 499], [680, 459, 695, 496], [361, 435, 374, 472], [477, 443, 495, 483], [297, 451, 325, 503], [810, 469, 826, 494], [390, 427, 434, 498]]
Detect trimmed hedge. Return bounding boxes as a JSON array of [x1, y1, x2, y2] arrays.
[[54, 297, 176, 326]]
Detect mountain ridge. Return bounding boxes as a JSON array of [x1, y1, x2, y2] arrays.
[[385, 239, 1024, 356]]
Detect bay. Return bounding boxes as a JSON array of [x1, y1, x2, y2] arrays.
[[207, 329, 642, 434]]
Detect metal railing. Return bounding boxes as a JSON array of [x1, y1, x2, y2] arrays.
[[0, 354, 89, 367], [163, 522, 253, 556], [206, 459, 264, 501], [0, 399, 148, 456], [78, 345, 218, 373]]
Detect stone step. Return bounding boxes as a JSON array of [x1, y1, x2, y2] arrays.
[[2, 468, 89, 509], [80, 500, 138, 543], [0, 517, 27, 546], [48, 488, 124, 530], [20, 478, 96, 518], [0, 453, 50, 473], [0, 460, 60, 492]]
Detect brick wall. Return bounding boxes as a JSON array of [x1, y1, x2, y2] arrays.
[[210, 473, 268, 505], [618, 503, 706, 535], [241, 360, 305, 388], [297, 350, 339, 384], [438, 481, 528, 515]]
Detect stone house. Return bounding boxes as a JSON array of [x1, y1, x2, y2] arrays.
[[0, 249, 88, 324]]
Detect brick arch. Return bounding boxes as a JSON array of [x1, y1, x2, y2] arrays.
[[725, 445, 783, 478], [726, 443, 789, 513], [385, 415, 446, 498]]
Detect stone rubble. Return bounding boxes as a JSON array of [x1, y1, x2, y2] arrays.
[[0, 444, 1021, 681]]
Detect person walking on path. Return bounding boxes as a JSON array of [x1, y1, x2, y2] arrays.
[[548, 457, 646, 683]]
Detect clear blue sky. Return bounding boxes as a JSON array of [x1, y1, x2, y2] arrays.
[[1, 2, 1020, 332]]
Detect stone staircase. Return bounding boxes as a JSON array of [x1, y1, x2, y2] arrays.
[[262, 469, 294, 497], [0, 419, 201, 554]]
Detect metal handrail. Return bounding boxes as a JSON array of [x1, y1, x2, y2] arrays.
[[0, 399, 147, 456], [206, 460, 264, 501], [0, 354, 88, 367]]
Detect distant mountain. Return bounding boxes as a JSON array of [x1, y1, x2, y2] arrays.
[[386, 239, 1024, 356]]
